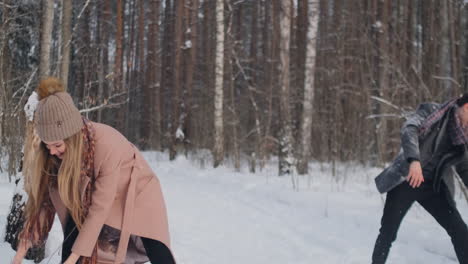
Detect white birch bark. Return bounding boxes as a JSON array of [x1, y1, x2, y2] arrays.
[[297, 0, 320, 175], [213, 0, 225, 167]]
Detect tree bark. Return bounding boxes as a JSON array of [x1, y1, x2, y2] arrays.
[[170, 0, 185, 159], [142, 0, 162, 150], [114, 0, 125, 132], [439, 0, 452, 100], [60, 0, 72, 89], [297, 0, 320, 175], [278, 0, 294, 176], [38, 0, 55, 79], [213, 0, 225, 167], [161, 0, 174, 149], [183, 0, 199, 153]]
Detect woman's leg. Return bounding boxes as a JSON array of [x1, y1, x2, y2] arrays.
[[140, 237, 176, 264]]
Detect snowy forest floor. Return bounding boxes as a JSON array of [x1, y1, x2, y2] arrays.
[[0, 151, 467, 264]]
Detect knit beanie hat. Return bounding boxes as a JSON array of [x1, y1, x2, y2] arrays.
[[35, 78, 83, 142]]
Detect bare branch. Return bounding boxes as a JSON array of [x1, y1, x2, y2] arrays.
[[79, 98, 128, 114], [370, 96, 402, 111], [432, 75, 461, 87], [79, 92, 128, 114], [366, 114, 405, 119], [12, 68, 38, 114]]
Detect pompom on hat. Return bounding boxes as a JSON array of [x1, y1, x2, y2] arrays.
[[34, 77, 83, 142]]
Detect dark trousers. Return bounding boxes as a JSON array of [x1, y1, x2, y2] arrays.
[[62, 216, 176, 264], [372, 181, 468, 264]]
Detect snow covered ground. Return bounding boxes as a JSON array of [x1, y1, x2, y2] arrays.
[[0, 151, 467, 264]]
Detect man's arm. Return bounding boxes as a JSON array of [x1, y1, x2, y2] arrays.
[[401, 103, 440, 188], [400, 103, 440, 163]]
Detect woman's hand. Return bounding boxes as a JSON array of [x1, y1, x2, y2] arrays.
[[11, 240, 30, 264], [407, 160, 424, 188], [63, 252, 81, 264], [11, 255, 23, 264]]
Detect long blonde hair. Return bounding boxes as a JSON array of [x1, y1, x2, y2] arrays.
[[24, 129, 85, 229]]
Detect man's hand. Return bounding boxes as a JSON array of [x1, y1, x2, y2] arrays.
[[407, 160, 424, 188]]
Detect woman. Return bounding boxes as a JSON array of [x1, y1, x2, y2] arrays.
[[12, 77, 176, 264]]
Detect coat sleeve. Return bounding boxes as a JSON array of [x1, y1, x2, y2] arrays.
[[71, 147, 121, 257], [400, 103, 440, 163]]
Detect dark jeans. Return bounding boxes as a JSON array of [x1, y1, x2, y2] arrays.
[[372, 181, 468, 264], [62, 216, 176, 264]]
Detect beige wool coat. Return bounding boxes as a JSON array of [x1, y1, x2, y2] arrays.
[[48, 122, 172, 264]]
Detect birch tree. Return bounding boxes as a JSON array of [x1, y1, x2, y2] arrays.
[[297, 0, 320, 175], [278, 0, 294, 176], [213, 0, 225, 167]]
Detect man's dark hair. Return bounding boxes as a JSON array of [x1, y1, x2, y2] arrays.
[[456, 93, 468, 106]]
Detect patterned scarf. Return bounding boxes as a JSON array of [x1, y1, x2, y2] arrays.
[[450, 106, 468, 146], [79, 117, 97, 264], [19, 117, 98, 264], [419, 99, 456, 136], [419, 99, 468, 146]]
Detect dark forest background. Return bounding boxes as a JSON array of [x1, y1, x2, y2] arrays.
[[1, 0, 468, 177]]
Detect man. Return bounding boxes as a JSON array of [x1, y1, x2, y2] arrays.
[[372, 94, 468, 264]]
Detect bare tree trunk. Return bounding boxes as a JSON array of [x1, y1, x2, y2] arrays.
[[463, 5, 468, 92], [405, 0, 418, 106], [450, 0, 462, 94], [125, 0, 137, 139], [439, 0, 453, 100], [152, 0, 162, 150], [161, 0, 174, 150], [421, 1, 438, 99], [225, 2, 240, 170], [260, 0, 277, 169], [0, 2, 9, 148], [134, 0, 146, 143], [297, 0, 320, 175], [170, 0, 185, 159], [39, 0, 55, 79], [97, 0, 111, 123], [278, 0, 294, 176], [59, 0, 72, 88], [184, 0, 199, 152], [213, 0, 225, 167], [375, 0, 390, 164], [114, 0, 125, 132], [247, 1, 262, 173], [142, 0, 161, 150]]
